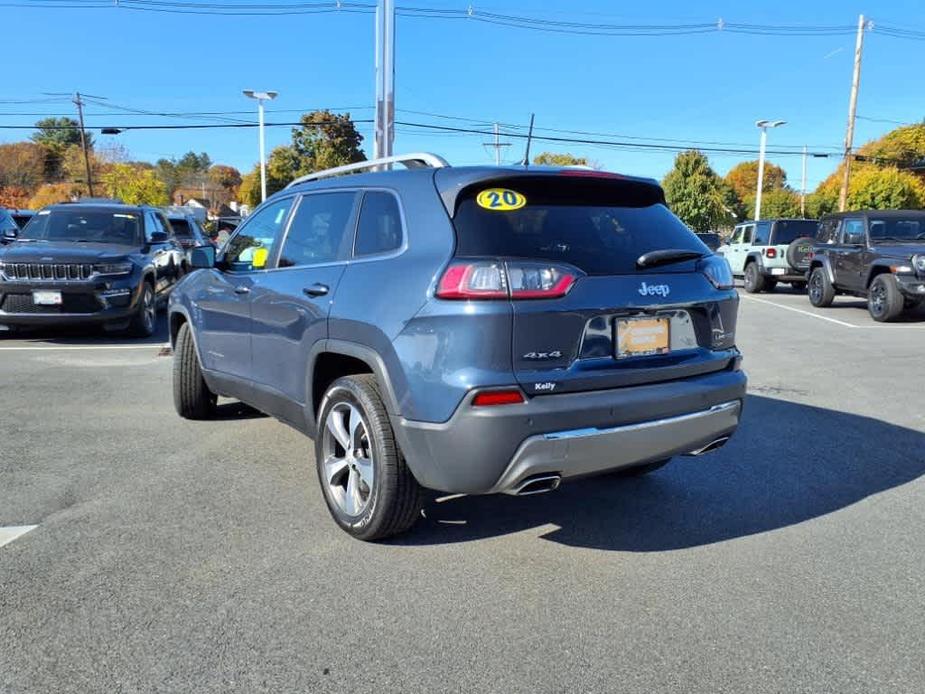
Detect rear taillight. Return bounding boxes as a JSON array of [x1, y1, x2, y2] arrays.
[[765, 248, 777, 258], [436, 260, 578, 300], [472, 389, 525, 407]]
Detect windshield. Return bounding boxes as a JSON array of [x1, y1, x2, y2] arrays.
[[453, 180, 704, 275], [19, 209, 142, 245], [772, 220, 817, 245], [868, 215, 925, 242], [170, 218, 193, 238]]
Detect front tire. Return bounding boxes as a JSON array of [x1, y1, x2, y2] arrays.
[[316, 375, 422, 541], [808, 267, 835, 307], [173, 322, 217, 419], [868, 274, 904, 322], [743, 262, 766, 293], [128, 281, 156, 337]]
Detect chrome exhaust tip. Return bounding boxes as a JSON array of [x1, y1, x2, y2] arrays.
[[685, 436, 731, 456], [507, 474, 562, 496]]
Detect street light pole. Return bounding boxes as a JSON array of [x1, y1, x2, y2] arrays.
[[243, 90, 278, 203], [754, 119, 786, 221]]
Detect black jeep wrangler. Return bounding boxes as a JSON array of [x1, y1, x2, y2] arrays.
[[807, 210, 925, 322]]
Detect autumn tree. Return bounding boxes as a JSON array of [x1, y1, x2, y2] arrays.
[[0, 142, 46, 190], [28, 183, 88, 209], [809, 163, 925, 215], [102, 164, 169, 206], [208, 164, 242, 191], [724, 160, 788, 201], [662, 150, 735, 232], [858, 123, 925, 173], [533, 152, 590, 167]]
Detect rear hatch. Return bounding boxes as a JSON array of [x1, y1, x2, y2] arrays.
[[441, 171, 739, 395], [771, 219, 818, 271]]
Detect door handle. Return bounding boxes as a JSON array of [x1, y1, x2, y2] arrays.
[[303, 283, 329, 297], [234, 285, 251, 295]]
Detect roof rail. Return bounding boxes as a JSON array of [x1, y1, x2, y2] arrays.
[[286, 152, 450, 188]]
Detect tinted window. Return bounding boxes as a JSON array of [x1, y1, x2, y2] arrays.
[[170, 218, 193, 238], [772, 220, 817, 245], [354, 192, 403, 256], [817, 219, 839, 244], [224, 197, 293, 271], [753, 222, 772, 245], [452, 182, 703, 275], [868, 214, 925, 242], [841, 219, 865, 243], [19, 208, 141, 245], [278, 192, 355, 267], [12, 214, 33, 229]]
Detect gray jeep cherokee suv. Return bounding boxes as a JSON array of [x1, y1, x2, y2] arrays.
[[169, 154, 747, 540]]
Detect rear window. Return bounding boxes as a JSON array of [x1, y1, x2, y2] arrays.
[[170, 218, 193, 238], [452, 178, 704, 275], [772, 220, 817, 245]]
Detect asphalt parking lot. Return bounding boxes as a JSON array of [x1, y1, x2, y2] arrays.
[[2, 290, 924, 694]]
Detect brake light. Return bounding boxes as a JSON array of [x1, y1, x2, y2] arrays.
[[436, 261, 578, 300], [765, 248, 777, 258], [558, 169, 625, 179], [472, 389, 525, 407]]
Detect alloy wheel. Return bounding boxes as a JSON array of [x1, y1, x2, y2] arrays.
[[809, 273, 822, 303], [870, 282, 886, 317], [142, 287, 155, 332], [321, 402, 375, 516]]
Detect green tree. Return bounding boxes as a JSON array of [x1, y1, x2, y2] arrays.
[[533, 152, 589, 167], [102, 164, 169, 206], [177, 151, 212, 174], [31, 117, 92, 150], [810, 163, 925, 214], [758, 189, 802, 218], [291, 110, 366, 174], [238, 170, 261, 208], [661, 150, 734, 232], [858, 123, 925, 171]]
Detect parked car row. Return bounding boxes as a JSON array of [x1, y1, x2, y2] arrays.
[[717, 212, 925, 322]]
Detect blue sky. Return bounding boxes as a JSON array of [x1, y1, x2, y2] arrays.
[[3, 0, 924, 193]]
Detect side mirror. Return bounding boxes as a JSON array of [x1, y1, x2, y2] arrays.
[[2, 227, 18, 241], [150, 230, 169, 243], [190, 245, 216, 269]]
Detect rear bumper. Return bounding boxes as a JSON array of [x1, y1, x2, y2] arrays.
[[760, 265, 805, 282], [393, 367, 747, 494]]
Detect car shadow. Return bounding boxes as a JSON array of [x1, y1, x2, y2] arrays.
[[0, 314, 170, 345], [212, 401, 268, 421], [392, 395, 925, 551]]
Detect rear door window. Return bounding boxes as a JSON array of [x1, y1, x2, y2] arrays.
[[278, 192, 356, 268], [452, 179, 705, 275], [170, 218, 193, 238], [753, 222, 772, 245]]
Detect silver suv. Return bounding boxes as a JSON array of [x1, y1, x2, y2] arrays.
[[719, 218, 817, 293]]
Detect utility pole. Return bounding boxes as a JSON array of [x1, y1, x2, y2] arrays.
[[522, 113, 535, 167], [801, 145, 807, 218], [73, 92, 94, 197], [838, 14, 868, 212], [483, 123, 511, 165], [374, 0, 395, 161]]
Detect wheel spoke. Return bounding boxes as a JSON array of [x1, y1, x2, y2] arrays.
[[344, 468, 360, 515], [323, 455, 349, 485], [348, 404, 364, 449], [326, 407, 351, 450], [355, 457, 374, 491]]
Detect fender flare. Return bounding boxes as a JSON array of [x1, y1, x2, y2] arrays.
[[864, 262, 894, 288], [305, 339, 403, 431], [809, 255, 836, 285], [744, 252, 764, 270]]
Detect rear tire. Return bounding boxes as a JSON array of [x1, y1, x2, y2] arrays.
[[127, 281, 156, 338], [868, 274, 904, 322], [173, 322, 217, 419], [315, 374, 422, 541], [743, 262, 766, 293], [614, 459, 671, 477], [808, 267, 835, 307]]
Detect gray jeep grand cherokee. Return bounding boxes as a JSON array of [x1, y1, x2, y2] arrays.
[[169, 154, 746, 540]]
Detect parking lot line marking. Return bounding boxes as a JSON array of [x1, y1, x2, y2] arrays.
[[0, 525, 37, 548], [0, 343, 170, 352], [739, 295, 860, 328]]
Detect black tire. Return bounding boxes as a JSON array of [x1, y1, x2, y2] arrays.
[[613, 459, 671, 477], [786, 236, 815, 270], [127, 281, 156, 338], [791, 281, 807, 292], [743, 262, 766, 293], [173, 322, 217, 419], [868, 274, 904, 322], [315, 374, 422, 541], [808, 267, 835, 307]]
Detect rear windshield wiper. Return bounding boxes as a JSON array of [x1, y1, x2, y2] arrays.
[[636, 248, 705, 269]]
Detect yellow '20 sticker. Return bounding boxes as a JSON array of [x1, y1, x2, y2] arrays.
[[476, 188, 526, 211]]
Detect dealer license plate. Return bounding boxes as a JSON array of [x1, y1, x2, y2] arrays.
[[616, 317, 670, 358], [33, 291, 62, 306]]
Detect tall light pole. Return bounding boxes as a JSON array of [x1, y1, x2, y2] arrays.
[[374, 0, 396, 161], [243, 89, 278, 202], [754, 119, 786, 221]]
